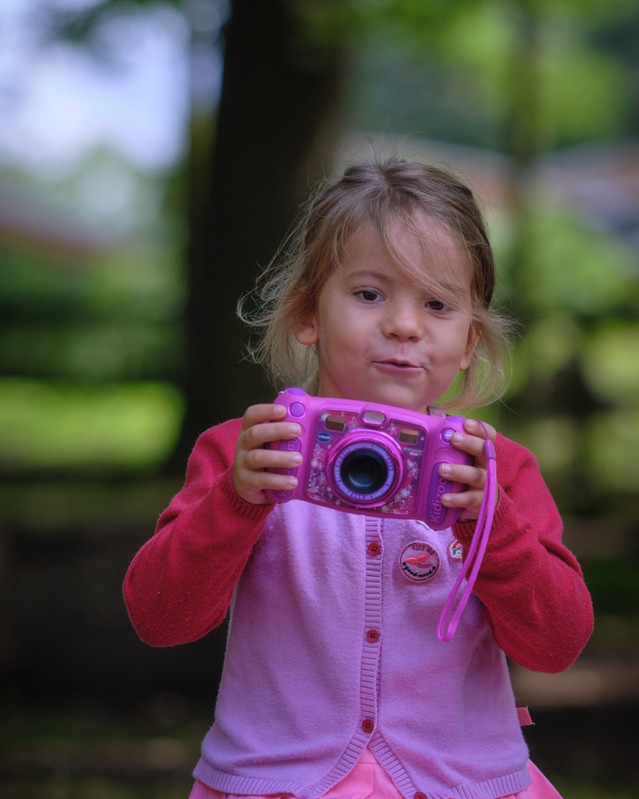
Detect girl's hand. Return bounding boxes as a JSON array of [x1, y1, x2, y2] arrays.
[[439, 418, 498, 522], [232, 403, 303, 505]]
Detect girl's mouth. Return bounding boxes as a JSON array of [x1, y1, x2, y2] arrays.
[[375, 359, 422, 371]]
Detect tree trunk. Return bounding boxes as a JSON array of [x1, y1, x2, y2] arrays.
[[174, 0, 346, 465]]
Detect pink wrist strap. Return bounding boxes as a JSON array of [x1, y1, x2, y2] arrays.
[[437, 428, 497, 642]]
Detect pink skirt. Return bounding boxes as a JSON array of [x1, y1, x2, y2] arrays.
[[188, 750, 563, 799]]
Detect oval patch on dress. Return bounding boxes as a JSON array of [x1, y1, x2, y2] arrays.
[[400, 542, 440, 583]]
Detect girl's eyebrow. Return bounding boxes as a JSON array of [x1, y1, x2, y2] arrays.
[[343, 269, 393, 284]]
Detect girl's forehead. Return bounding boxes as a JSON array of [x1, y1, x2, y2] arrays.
[[342, 214, 472, 281], [386, 210, 464, 251]]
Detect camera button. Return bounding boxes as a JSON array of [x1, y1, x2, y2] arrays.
[[289, 401, 306, 418], [441, 427, 456, 443], [362, 410, 386, 426]]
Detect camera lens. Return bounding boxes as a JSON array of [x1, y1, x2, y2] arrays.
[[331, 437, 399, 505], [341, 449, 387, 494]]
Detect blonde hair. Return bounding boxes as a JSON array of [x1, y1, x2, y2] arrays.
[[239, 156, 512, 410]]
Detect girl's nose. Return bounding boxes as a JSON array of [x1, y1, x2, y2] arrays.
[[382, 304, 424, 341]]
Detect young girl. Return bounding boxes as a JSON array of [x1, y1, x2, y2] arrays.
[[124, 157, 593, 799]]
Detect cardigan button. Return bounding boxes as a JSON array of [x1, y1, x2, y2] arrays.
[[414, 793, 427, 799], [366, 629, 380, 643], [367, 542, 382, 556], [361, 718, 375, 734]]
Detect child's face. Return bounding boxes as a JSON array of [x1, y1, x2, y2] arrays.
[[295, 215, 477, 412]]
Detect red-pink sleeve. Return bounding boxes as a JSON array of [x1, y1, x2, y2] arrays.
[[123, 419, 272, 647], [453, 434, 594, 673]]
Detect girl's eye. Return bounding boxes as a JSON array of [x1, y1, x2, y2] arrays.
[[357, 289, 382, 302], [426, 300, 450, 312]]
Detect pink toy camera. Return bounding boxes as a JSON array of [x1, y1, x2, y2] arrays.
[[265, 388, 472, 530]]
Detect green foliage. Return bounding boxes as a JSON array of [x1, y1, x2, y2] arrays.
[[586, 410, 639, 496], [0, 241, 184, 380], [490, 203, 639, 511], [0, 378, 183, 471], [343, 0, 635, 150], [511, 207, 635, 317], [581, 324, 639, 406], [440, 5, 627, 148], [0, 188, 185, 471], [538, 44, 626, 146]]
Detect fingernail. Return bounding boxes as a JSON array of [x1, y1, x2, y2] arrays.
[[440, 464, 452, 476]]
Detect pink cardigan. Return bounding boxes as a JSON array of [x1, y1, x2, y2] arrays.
[[124, 419, 593, 799]]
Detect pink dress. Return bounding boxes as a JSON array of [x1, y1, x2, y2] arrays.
[[188, 749, 563, 799]]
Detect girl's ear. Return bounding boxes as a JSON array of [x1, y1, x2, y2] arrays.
[[294, 316, 319, 346], [460, 324, 480, 371]]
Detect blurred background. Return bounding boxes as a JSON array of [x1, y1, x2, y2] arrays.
[[1, 0, 638, 797]]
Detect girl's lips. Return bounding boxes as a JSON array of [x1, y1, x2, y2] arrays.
[[374, 359, 423, 372]]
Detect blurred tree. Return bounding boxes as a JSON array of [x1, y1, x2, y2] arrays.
[[178, 0, 346, 462], [6, 0, 637, 505], [329, 0, 639, 513], [44, 0, 347, 465]]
